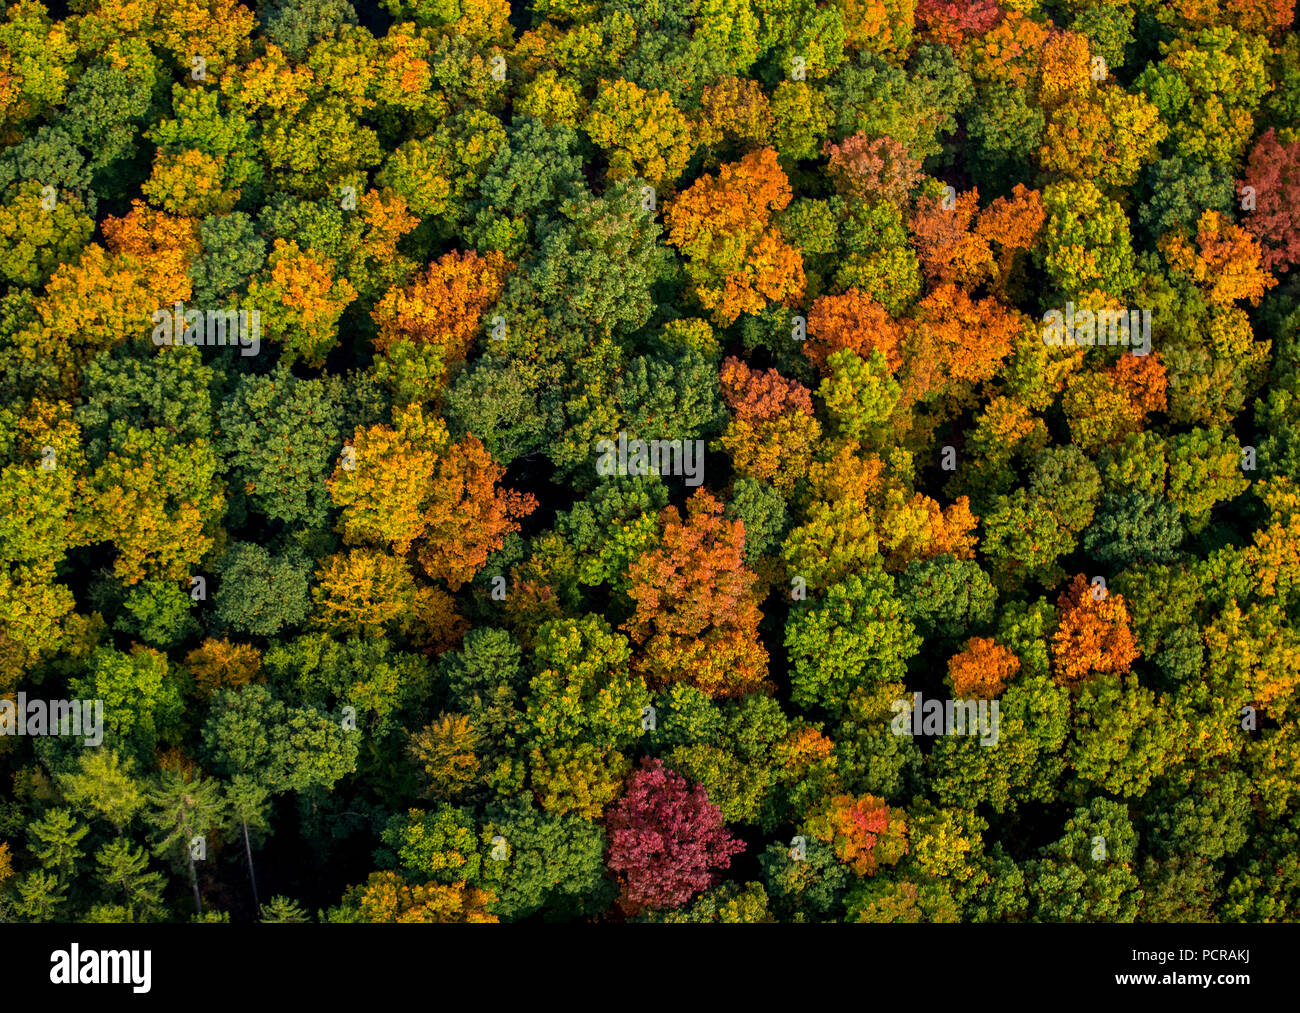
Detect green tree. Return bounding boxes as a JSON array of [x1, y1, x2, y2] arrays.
[[213, 543, 313, 638], [478, 797, 613, 921], [55, 749, 146, 832], [1024, 798, 1142, 922], [225, 775, 271, 914], [146, 771, 228, 915], [27, 807, 88, 878], [784, 569, 921, 714], [203, 683, 359, 796], [94, 838, 166, 921], [260, 895, 311, 923], [69, 647, 184, 762], [218, 365, 349, 528], [896, 554, 996, 641]]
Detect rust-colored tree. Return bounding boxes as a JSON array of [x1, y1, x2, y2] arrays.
[[804, 289, 905, 374], [915, 0, 1003, 48], [976, 184, 1046, 293], [1239, 128, 1300, 273], [418, 435, 536, 591], [909, 188, 993, 288], [623, 490, 770, 698], [824, 133, 923, 207], [718, 357, 821, 494], [184, 639, 261, 699]]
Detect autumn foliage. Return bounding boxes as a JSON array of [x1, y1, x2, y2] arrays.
[[1051, 576, 1141, 689], [372, 248, 509, 382], [623, 490, 769, 698], [605, 759, 744, 912], [805, 289, 905, 373], [2, 0, 1297, 930], [947, 637, 1020, 698], [665, 147, 805, 325], [1240, 128, 1300, 273], [809, 793, 909, 877]]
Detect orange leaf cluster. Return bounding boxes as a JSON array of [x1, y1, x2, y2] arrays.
[[804, 288, 905, 373], [910, 184, 1044, 292], [810, 793, 909, 877], [418, 435, 537, 591], [900, 283, 1022, 403], [665, 147, 805, 324], [1108, 353, 1168, 417], [372, 248, 509, 364], [909, 188, 993, 287], [1162, 210, 1278, 306], [719, 357, 820, 493], [947, 636, 1020, 698], [623, 490, 770, 697], [1051, 574, 1140, 688]]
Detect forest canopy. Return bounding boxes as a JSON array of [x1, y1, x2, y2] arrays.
[[0, 0, 1298, 924]]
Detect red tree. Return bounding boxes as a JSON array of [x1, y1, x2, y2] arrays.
[[1240, 128, 1300, 273], [915, 0, 1003, 48], [605, 758, 745, 912]]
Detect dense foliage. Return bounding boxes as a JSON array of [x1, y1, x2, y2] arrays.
[[0, 0, 1298, 924]]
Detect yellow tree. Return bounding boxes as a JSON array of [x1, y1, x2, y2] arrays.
[[28, 203, 197, 391], [585, 78, 695, 185], [409, 714, 482, 800], [0, 399, 82, 669], [155, 0, 256, 78], [330, 404, 534, 590], [878, 489, 979, 568], [78, 427, 225, 586], [330, 405, 447, 553], [311, 548, 422, 638]]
